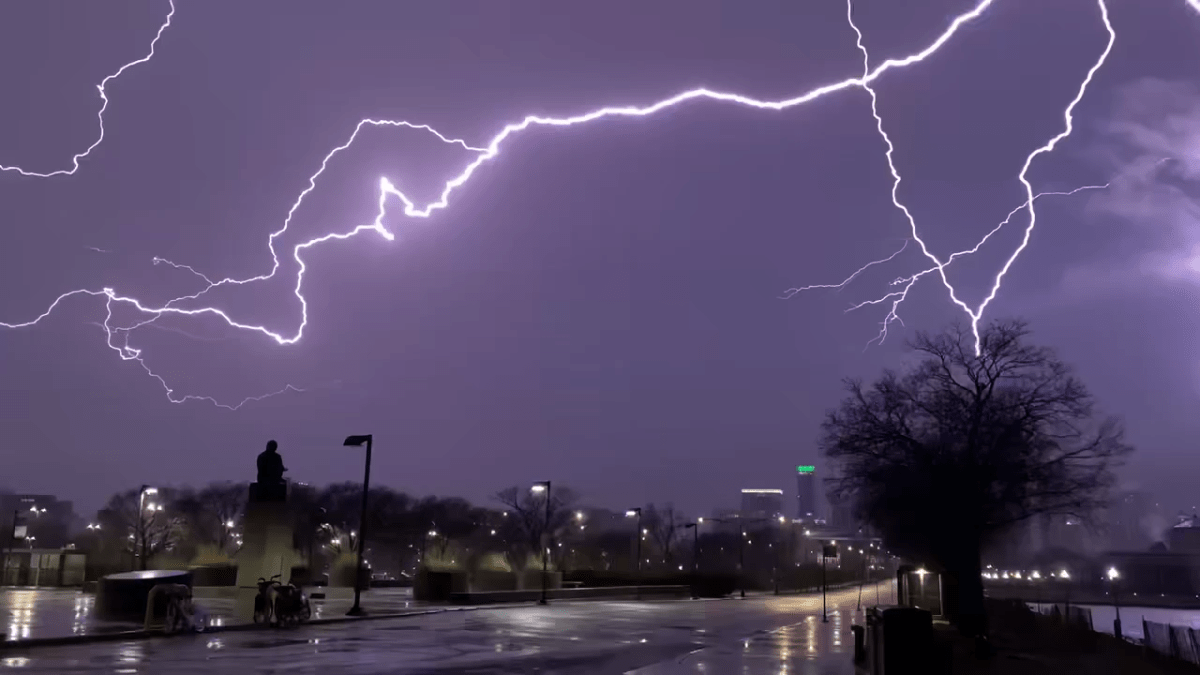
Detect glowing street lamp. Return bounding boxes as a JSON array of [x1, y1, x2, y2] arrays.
[[137, 485, 158, 570], [1107, 567, 1122, 638], [532, 481, 551, 605], [683, 522, 699, 599], [626, 508, 643, 598]]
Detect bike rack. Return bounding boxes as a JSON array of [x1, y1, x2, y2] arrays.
[[144, 583, 192, 631]]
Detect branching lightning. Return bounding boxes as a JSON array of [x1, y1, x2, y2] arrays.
[[802, 0, 1117, 351], [0, 1, 175, 177], [0, 0, 1188, 407]]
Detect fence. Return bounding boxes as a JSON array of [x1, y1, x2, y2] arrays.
[[1033, 603, 1200, 667], [1142, 619, 1200, 666]]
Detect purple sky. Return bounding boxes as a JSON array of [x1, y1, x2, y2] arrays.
[[1, 1, 1198, 519]]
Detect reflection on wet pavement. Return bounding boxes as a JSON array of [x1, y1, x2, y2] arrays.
[[0, 583, 890, 674], [628, 609, 855, 674], [0, 588, 422, 641]]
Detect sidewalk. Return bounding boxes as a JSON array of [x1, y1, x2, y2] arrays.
[[628, 607, 859, 675], [0, 587, 423, 642]]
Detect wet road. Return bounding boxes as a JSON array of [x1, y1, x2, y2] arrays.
[[0, 583, 887, 674]]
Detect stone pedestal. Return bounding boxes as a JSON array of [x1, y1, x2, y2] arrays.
[[233, 483, 294, 622]]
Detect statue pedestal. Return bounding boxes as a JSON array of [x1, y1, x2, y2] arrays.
[[234, 483, 294, 622]]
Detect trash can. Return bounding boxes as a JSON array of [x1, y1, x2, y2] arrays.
[[851, 624, 866, 663], [865, 605, 933, 674]]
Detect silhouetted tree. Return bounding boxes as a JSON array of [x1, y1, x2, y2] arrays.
[[821, 319, 1132, 638], [97, 488, 182, 569], [494, 485, 578, 571], [644, 504, 684, 568], [171, 481, 248, 554]]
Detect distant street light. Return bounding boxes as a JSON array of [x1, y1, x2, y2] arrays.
[[343, 434, 374, 617], [625, 508, 643, 599], [532, 481, 551, 605]]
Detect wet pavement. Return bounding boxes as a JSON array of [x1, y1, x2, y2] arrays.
[[0, 588, 424, 641], [0, 582, 890, 673]]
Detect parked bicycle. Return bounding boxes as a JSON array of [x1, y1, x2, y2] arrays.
[[254, 574, 312, 627]]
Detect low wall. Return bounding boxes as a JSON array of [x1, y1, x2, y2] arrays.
[[448, 584, 690, 605]]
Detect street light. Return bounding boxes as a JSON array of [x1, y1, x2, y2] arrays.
[[1107, 567, 1122, 638], [684, 522, 699, 599], [343, 434, 374, 617], [532, 481, 551, 605], [137, 485, 157, 570], [625, 508, 643, 599]]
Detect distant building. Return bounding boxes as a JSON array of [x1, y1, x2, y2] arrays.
[[740, 489, 784, 520], [1168, 512, 1200, 555], [0, 494, 75, 548], [796, 465, 818, 521]]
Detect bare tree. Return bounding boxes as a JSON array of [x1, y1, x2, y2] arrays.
[[97, 488, 182, 569], [494, 485, 578, 571], [820, 319, 1132, 638], [172, 482, 248, 553], [644, 504, 683, 568]]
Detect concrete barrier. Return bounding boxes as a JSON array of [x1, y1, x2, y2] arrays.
[[448, 584, 690, 605]]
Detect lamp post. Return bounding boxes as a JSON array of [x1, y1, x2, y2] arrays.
[[1031, 570, 1042, 612], [1059, 569, 1071, 619], [625, 508, 643, 599], [821, 543, 831, 622], [532, 481, 551, 605], [342, 434, 374, 617], [774, 516, 786, 595], [1107, 567, 1122, 638], [684, 522, 699, 599], [137, 485, 157, 571]]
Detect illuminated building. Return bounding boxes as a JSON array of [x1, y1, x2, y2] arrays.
[[796, 465, 818, 521], [740, 489, 784, 520]]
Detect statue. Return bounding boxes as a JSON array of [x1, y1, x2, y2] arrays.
[[256, 439, 287, 486]]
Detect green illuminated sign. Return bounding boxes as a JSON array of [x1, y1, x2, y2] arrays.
[[797, 465, 816, 474]]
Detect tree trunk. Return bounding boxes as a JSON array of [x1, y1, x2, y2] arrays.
[[947, 543, 987, 638]]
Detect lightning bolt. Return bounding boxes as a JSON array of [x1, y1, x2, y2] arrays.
[[0, 0, 1175, 407], [0, 1, 175, 177], [808, 0, 1116, 352]]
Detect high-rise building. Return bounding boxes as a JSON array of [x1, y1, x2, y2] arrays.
[[796, 465, 818, 521], [740, 489, 784, 519]]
